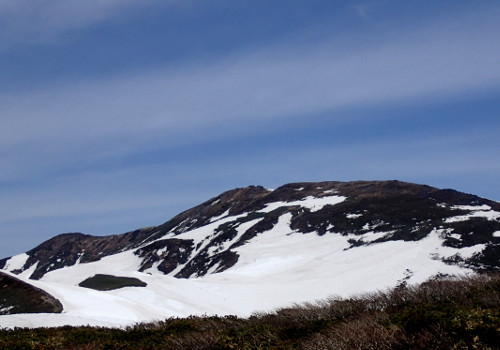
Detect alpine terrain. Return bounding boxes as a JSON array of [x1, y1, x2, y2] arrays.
[[1, 180, 499, 328]]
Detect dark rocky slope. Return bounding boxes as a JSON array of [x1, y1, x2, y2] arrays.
[[0, 272, 63, 315]]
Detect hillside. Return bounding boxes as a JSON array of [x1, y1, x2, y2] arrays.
[[0, 180, 499, 327], [0, 272, 62, 315]]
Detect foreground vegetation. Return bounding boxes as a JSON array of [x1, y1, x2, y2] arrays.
[[0, 274, 498, 350]]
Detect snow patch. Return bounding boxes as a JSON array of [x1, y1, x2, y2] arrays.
[[445, 205, 500, 223], [493, 231, 500, 238], [346, 213, 363, 219], [221, 218, 263, 252], [68, 252, 86, 266], [18, 262, 38, 279], [156, 247, 168, 256], [0, 306, 14, 313], [259, 195, 346, 213], [452, 244, 486, 259], [444, 210, 500, 224], [452, 204, 491, 211], [362, 221, 386, 231], [2, 253, 29, 272], [359, 230, 393, 243], [142, 260, 162, 275], [209, 209, 230, 223], [206, 262, 221, 275]]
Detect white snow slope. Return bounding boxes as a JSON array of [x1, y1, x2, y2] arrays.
[[0, 195, 488, 329]]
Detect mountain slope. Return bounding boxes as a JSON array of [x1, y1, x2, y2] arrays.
[[0, 272, 62, 315], [0, 180, 499, 327]]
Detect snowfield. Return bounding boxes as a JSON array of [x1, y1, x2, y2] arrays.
[[445, 205, 500, 223], [0, 210, 476, 329]]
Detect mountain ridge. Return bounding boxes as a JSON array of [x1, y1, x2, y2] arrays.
[[2, 180, 499, 281]]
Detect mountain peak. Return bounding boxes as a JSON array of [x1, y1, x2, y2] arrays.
[[2, 180, 498, 281]]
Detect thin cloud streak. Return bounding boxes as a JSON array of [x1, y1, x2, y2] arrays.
[[0, 0, 171, 48], [1, 7, 499, 182], [1, 129, 497, 225]]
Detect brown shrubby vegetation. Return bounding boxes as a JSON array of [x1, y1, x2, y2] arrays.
[[0, 274, 498, 349]]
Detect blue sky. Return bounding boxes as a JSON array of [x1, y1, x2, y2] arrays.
[[1, 0, 499, 258]]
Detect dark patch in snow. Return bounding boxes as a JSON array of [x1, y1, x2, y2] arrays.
[[78, 274, 147, 291], [135, 239, 194, 274]]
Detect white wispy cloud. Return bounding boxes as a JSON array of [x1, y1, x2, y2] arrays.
[[1, 5, 499, 182], [1, 128, 497, 227], [0, 0, 170, 47], [354, 4, 373, 21]]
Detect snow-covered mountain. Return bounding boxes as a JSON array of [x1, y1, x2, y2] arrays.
[[1, 180, 499, 328]]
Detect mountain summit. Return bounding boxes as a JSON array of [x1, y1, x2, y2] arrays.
[[1, 180, 499, 327]]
